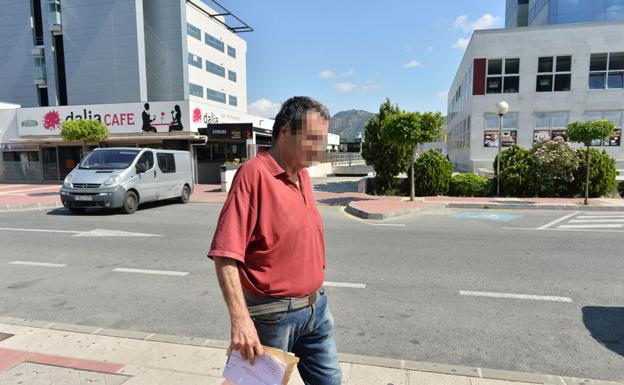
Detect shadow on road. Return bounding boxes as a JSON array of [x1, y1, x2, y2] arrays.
[[582, 306, 624, 358], [313, 181, 359, 193]]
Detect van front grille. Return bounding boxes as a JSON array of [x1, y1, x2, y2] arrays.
[[72, 183, 101, 189]]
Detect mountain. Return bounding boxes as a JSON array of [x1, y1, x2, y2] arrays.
[[329, 110, 375, 140]]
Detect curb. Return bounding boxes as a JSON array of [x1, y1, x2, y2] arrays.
[[444, 202, 624, 211], [0, 316, 621, 385], [345, 202, 445, 220], [0, 201, 64, 212]]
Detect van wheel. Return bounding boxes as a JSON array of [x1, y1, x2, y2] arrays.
[[179, 185, 191, 204], [122, 191, 139, 214], [68, 207, 86, 214]]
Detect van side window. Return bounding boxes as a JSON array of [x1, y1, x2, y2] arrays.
[[137, 151, 154, 170], [157, 153, 176, 173]]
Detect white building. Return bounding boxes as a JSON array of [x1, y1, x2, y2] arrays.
[[446, 20, 624, 174]]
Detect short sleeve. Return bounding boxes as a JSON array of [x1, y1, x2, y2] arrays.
[[207, 166, 258, 262]]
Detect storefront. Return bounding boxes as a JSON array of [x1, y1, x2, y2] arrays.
[[0, 100, 274, 183]]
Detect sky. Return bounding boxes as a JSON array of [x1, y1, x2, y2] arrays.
[[213, 1, 506, 118]]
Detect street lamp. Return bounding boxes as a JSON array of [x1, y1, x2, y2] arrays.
[[495, 101, 509, 196]]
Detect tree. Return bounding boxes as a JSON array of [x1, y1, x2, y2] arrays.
[[382, 111, 444, 201], [567, 119, 615, 204], [61, 119, 110, 159], [361, 99, 412, 195]]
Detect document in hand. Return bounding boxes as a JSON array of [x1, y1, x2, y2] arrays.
[[222, 346, 299, 385]]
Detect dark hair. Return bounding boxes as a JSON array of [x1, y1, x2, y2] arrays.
[[144, 103, 150, 109], [272, 96, 330, 142]]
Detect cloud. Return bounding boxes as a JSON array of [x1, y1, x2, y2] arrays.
[[248, 98, 280, 118], [453, 13, 502, 33], [402, 60, 422, 69], [359, 80, 382, 92], [319, 70, 334, 79], [320, 68, 354, 79], [437, 90, 449, 100], [335, 82, 356, 93], [340, 68, 354, 77], [452, 37, 471, 50]]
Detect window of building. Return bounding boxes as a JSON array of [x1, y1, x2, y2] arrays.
[[585, 110, 622, 146], [227, 45, 236, 58], [228, 70, 237, 82], [486, 58, 520, 94], [205, 32, 225, 52], [157, 153, 176, 173], [187, 23, 201, 41], [206, 60, 225, 77], [589, 52, 624, 89], [533, 111, 569, 142], [207, 88, 226, 103], [189, 83, 203, 97], [188, 52, 202, 69], [536, 56, 571, 92], [483, 112, 518, 147], [229, 95, 237, 107]]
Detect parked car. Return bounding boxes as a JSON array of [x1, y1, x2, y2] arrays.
[[60, 147, 193, 214]]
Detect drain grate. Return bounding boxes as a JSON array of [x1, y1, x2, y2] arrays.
[[0, 332, 13, 342]]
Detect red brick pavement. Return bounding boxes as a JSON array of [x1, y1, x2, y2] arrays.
[[0, 347, 123, 374]]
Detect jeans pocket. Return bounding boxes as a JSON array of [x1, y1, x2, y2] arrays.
[[252, 311, 288, 324]]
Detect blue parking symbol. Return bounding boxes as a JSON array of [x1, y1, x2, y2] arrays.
[[453, 212, 521, 222]]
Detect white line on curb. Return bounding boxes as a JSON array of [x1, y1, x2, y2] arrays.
[[112, 268, 189, 276], [10, 261, 67, 267], [558, 224, 623, 229], [537, 211, 580, 230], [324, 281, 367, 289], [459, 290, 572, 302], [569, 219, 624, 223]]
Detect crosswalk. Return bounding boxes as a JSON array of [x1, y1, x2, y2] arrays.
[[545, 211, 624, 231]]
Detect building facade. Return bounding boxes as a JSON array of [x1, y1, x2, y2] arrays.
[[446, 18, 624, 174], [506, 0, 624, 28], [0, 0, 272, 184]]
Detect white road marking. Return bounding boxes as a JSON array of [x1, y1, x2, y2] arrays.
[[580, 211, 624, 215], [504, 226, 624, 233], [568, 219, 624, 223], [460, 290, 572, 303], [112, 268, 189, 276], [0, 227, 80, 234], [558, 224, 623, 229], [323, 281, 367, 289], [537, 211, 580, 230], [0, 186, 60, 195], [75, 229, 162, 237], [370, 223, 406, 227], [10, 261, 67, 267], [576, 215, 624, 219]]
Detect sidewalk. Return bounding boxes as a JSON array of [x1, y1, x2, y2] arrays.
[[1, 317, 620, 385]]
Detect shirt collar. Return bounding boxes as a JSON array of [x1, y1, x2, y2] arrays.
[[258, 151, 287, 177]]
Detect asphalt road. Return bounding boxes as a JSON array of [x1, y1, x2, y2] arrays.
[[0, 202, 623, 380]]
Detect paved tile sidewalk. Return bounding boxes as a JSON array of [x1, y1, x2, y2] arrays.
[[1, 320, 622, 385]]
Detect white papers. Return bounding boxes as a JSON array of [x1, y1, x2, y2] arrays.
[[223, 349, 286, 385]]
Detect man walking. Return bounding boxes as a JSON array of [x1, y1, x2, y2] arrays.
[[208, 96, 341, 385]]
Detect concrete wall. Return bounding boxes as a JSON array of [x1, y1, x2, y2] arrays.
[[0, 1, 39, 107], [0, 108, 21, 180], [61, 0, 147, 104], [144, 0, 187, 102]]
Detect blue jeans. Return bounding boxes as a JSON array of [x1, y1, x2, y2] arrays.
[[251, 289, 342, 385]]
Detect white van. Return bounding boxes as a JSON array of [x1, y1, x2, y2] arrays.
[[60, 147, 193, 214]]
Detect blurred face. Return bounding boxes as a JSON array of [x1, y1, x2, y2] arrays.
[[284, 110, 328, 167]]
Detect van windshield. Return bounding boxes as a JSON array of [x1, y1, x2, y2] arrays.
[[79, 149, 141, 170]]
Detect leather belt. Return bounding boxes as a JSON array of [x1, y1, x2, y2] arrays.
[[245, 289, 322, 317]]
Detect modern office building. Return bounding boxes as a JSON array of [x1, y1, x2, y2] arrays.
[[0, 0, 274, 183], [445, 2, 624, 174], [506, 0, 624, 28]]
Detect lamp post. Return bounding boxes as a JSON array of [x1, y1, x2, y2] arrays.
[[495, 101, 509, 196]]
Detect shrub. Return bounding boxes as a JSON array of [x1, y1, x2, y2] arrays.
[[413, 149, 452, 196], [449, 173, 491, 197], [493, 145, 536, 197], [619, 180, 624, 198], [531, 138, 580, 197], [573, 148, 616, 198]]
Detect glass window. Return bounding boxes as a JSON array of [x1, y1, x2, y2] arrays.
[[188, 52, 202, 69], [536, 75, 553, 92], [80, 149, 140, 170], [189, 83, 203, 97], [486, 77, 502, 93], [227, 45, 236, 58], [503, 76, 519, 93], [228, 70, 237, 82], [229, 95, 237, 106], [590, 53, 608, 71], [157, 153, 176, 173], [554, 74, 571, 91], [589, 73, 606, 89], [205, 33, 224, 52], [538, 57, 553, 73], [187, 23, 201, 41], [505, 59, 520, 74], [502, 112, 518, 130], [206, 60, 225, 77], [556, 56, 572, 72], [137, 151, 154, 171], [551, 112, 569, 128], [608, 73, 623, 89], [488, 59, 503, 75], [535, 112, 550, 129], [603, 111, 622, 128], [608, 52, 624, 71], [487, 58, 520, 94], [484, 114, 500, 130], [207, 88, 226, 103]]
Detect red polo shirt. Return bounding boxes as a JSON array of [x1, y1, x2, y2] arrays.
[[208, 152, 325, 298]]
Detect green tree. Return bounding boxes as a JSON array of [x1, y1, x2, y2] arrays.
[[567, 119, 615, 204], [61, 119, 110, 158], [382, 111, 444, 201], [493, 145, 536, 197], [413, 149, 453, 196], [361, 99, 412, 195]]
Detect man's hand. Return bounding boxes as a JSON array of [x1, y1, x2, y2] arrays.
[[229, 316, 265, 364]]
